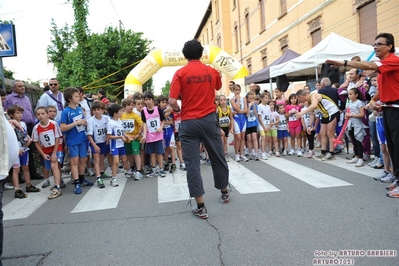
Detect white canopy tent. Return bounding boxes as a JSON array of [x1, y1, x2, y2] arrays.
[[270, 32, 380, 79]]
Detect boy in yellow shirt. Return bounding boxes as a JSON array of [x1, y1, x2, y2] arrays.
[[121, 98, 144, 180]]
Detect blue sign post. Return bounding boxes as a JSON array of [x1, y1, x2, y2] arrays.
[[0, 24, 17, 92]]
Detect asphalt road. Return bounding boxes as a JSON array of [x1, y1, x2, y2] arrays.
[[2, 147, 398, 266]]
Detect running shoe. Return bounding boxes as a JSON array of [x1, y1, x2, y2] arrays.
[[160, 170, 166, 178], [74, 183, 82, 194], [297, 150, 303, 157], [307, 150, 313, 158], [81, 179, 94, 187], [288, 149, 295, 156], [205, 158, 211, 165], [363, 154, 371, 161], [235, 155, 241, 162], [42, 179, 51, 188], [368, 157, 379, 167], [282, 150, 288, 156], [225, 154, 230, 162], [15, 189, 27, 199], [170, 164, 177, 173], [110, 178, 119, 187], [386, 180, 398, 191], [125, 169, 134, 177], [180, 163, 186, 171], [255, 154, 260, 161], [347, 158, 359, 164], [4, 183, 14, 190], [60, 180, 66, 188], [374, 171, 389, 181], [221, 190, 230, 204], [321, 152, 335, 161], [386, 187, 399, 198], [97, 178, 105, 188], [134, 171, 143, 180], [355, 159, 364, 167], [261, 153, 268, 160], [164, 163, 169, 171], [381, 173, 396, 183], [192, 206, 208, 219], [240, 155, 249, 162], [346, 152, 355, 160], [275, 151, 281, 157], [88, 168, 95, 177], [101, 173, 110, 179], [48, 189, 62, 199], [314, 152, 325, 159], [26, 184, 41, 193]]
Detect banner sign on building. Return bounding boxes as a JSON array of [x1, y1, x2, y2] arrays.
[[0, 24, 17, 57]]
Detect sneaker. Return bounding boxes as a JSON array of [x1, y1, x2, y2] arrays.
[[346, 152, 355, 160], [268, 151, 273, 157], [282, 150, 288, 156], [368, 157, 379, 167], [235, 155, 241, 162], [288, 149, 295, 156], [386, 180, 398, 191], [374, 171, 389, 181], [240, 155, 249, 162], [255, 154, 260, 161], [26, 184, 41, 193], [42, 179, 51, 188], [97, 178, 105, 188], [276, 151, 281, 157], [180, 163, 186, 171], [297, 150, 303, 157], [381, 173, 396, 183], [307, 150, 313, 158], [205, 158, 211, 165], [4, 183, 14, 190], [117, 166, 124, 173], [134, 171, 143, 180], [200, 151, 206, 160], [101, 173, 110, 179], [160, 170, 166, 178], [363, 154, 370, 161], [15, 189, 27, 199], [386, 187, 399, 198], [355, 159, 364, 167], [314, 152, 325, 159], [81, 179, 94, 187], [110, 178, 119, 187], [248, 154, 254, 160], [125, 169, 134, 177], [170, 164, 177, 173], [48, 189, 62, 199], [60, 180, 66, 188], [192, 206, 208, 219], [221, 190, 230, 204], [321, 152, 335, 161], [244, 148, 249, 157], [315, 142, 321, 148], [225, 154, 230, 162], [347, 158, 359, 164], [261, 153, 268, 160], [164, 163, 169, 171], [74, 183, 82, 194]]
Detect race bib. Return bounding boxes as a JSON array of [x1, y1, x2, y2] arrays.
[[219, 116, 230, 127], [174, 118, 181, 132], [39, 129, 56, 148], [95, 126, 107, 143], [122, 119, 135, 133], [73, 114, 85, 132], [147, 117, 159, 133]]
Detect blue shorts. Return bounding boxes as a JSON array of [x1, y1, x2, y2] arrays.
[[145, 140, 165, 155], [277, 130, 289, 138], [163, 127, 175, 147], [233, 115, 247, 134], [89, 142, 107, 155], [111, 146, 127, 157], [43, 151, 65, 170], [68, 141, 89, 158], [376, 117, 386, 144], [13, 151, 29, 168], [316, 120, 321, 133]]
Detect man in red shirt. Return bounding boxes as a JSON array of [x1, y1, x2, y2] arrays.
[[169, 39, 230, 219], [98, 89, 110, 105], [326, 32, 399, 197]]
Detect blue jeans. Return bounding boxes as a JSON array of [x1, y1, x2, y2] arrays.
[[369, 119, 380, 157]]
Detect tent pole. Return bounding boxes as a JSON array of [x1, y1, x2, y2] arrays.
[[315, 66, 319, 81]]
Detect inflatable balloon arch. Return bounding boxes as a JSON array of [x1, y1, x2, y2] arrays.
[[123, 45, 249, 97]]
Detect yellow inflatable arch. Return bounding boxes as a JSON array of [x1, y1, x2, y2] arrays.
[[124, 45, 249, 97]]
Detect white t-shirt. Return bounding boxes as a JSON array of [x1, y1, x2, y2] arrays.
[[257, 103, 271, 128], [87, 115, 109, 144], [107, 119, 125, 149]]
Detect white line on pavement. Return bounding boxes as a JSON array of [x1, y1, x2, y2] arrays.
[[158, 171, 190, 203]]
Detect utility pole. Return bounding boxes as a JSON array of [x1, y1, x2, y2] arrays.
[[0, 57, 5, 92]]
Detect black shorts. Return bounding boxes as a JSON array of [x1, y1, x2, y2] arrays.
[[221, 127, 229, 138], [174, 132, 180, 142], [245, 126, 258, 135], [321, 111, 340, 124]]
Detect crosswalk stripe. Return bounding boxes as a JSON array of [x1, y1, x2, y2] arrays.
[[3, 177, 69, 221], [228, 160, 281, 194], [259, 157, 353, 188], [321, 157, 378, 177], [158, 171, 190, 203], [71, 175, 127, 213]]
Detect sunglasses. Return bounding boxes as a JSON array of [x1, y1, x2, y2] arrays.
[[371, 43, 388, 48], [49, 84, 58, 86]]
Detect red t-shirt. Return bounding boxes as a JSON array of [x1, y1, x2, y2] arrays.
[[376, 53, 399, 103], [170, 60, 222, 121], [32, 120, 62, 154]]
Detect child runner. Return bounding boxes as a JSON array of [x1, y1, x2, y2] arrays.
[[217, 95, 233, 162], [158, 95, 177, 173], [32, 106, 63, 199], [277, 104, 289, 155], [87, 101, 110, 188], [245, 92, 260, 160], [230, 84, 248, 162], [60, 87, 93, 194], [173, 102, 186, 170], [274, 87, 286, 107], [285, 93, 303, 156], [107, 103, 131, 186], [257, 92, 271, 160], [141, 91, 166, 177], [7, 105, 41, 198], [268, 100, 280, 157], [301, 101, 316, 158], [121, 98, 144, 180], [346, 87, 367, 167]]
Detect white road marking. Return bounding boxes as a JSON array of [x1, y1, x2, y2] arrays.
[[259, 157, 353, 188], [158, 171, 190, 203]]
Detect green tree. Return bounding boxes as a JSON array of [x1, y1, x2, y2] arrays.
[[161, 80, 171, 96], [4, 68, 14, 79]]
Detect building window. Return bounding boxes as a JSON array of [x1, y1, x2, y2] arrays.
[[261, 48, 267, 68], [211, 21, 214, 40], [358, 1, 377, 44], [215, 0, 220, 22], [217, 33, 222, 48], [259, 0, 266, 32], [247, 57, 252, 75], [234, 24, 239, 53], [280, 0, 287, 16], [206, 29, 209, 44], [279, 35, 289, 53], [245, 8, 250, 44], [311, 29, 322, 47]]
